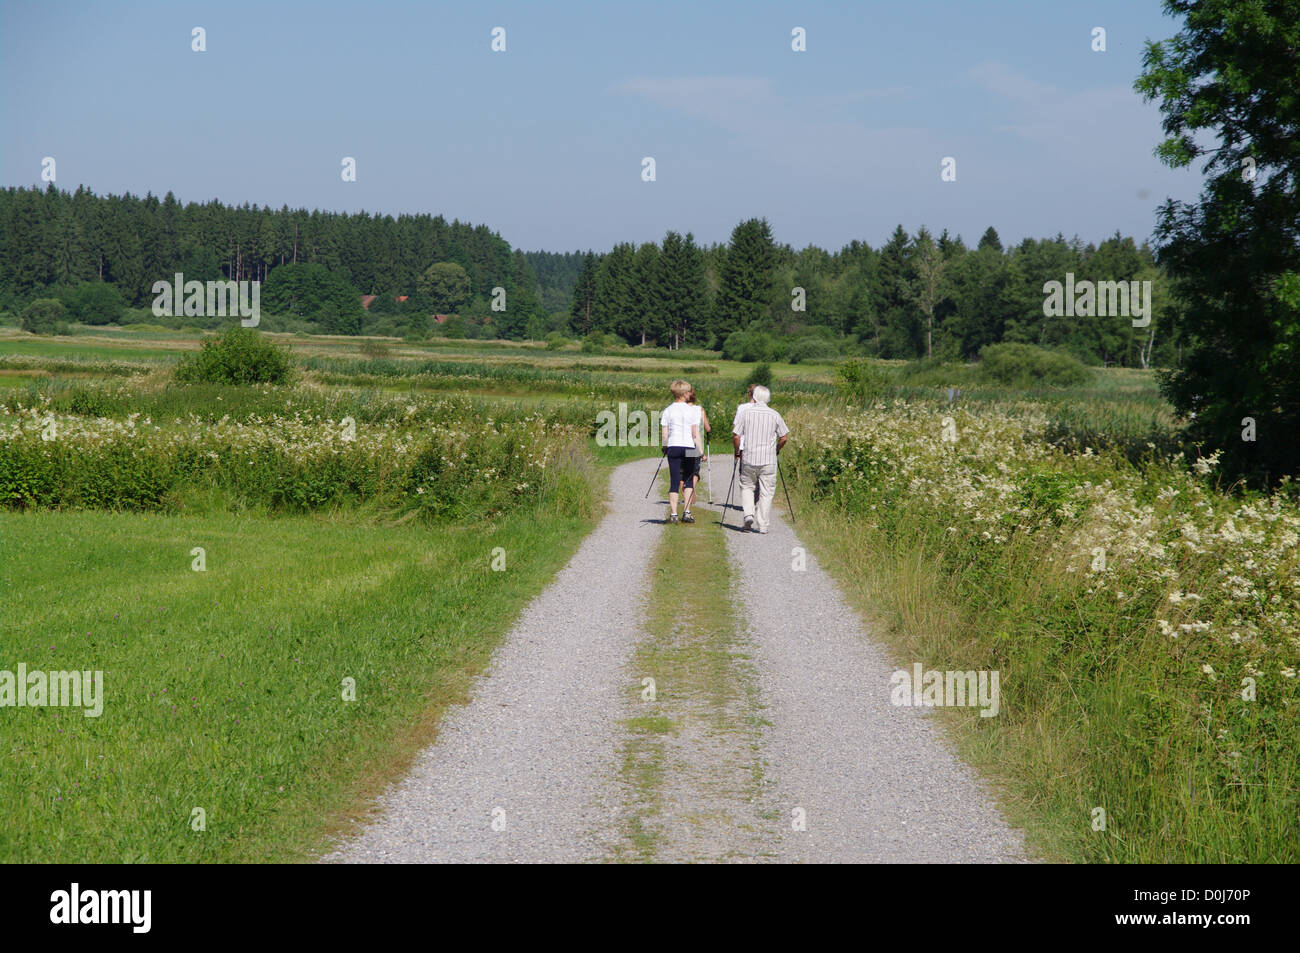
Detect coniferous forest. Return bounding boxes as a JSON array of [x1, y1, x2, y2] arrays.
[[2, 184, 1175, 367]]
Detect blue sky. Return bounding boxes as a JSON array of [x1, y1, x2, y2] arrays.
[[0, 0, 1202, 254]]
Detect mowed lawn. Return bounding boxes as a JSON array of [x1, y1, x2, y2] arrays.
[[0, 502, 598, 862]]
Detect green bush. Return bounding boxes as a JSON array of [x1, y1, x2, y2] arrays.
[[545, 332, 569, 350], [834, 358, 893, 403], [65, 282, 125, 325], [439, 315, 468, 339], [743, 362, 773, 390], [722, 328, 783, 363], [580, 331, 618, 353], [898, 356, 979, 388], [174, 327, 296, 385], [20, 299, 66, 335], [978, 342, 1090, 388]]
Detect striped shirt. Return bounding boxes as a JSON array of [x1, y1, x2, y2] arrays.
[[733, 402, 789, 467], [732, 402, 753, 451]]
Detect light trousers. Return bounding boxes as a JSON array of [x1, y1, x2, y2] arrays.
[[739, 461, 777, 531]]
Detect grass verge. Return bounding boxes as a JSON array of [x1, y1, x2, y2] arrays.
[[0, 470, 601, 862]]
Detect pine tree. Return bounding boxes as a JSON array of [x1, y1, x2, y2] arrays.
[[591, 243, 634, 336], [978, 226, 1003, 252], [626, 242, 663, 345], [871, 225, 920, 357], [658, 231, 709, 348], [569, 251, 598, 335], [713, 218, 777, 344]]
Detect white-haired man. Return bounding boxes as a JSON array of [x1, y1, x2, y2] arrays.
[[732, 385, 789, 533]]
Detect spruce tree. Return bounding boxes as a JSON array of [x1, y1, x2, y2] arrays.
[[569, 251, 598, 335], [712, 218, 777, 344]]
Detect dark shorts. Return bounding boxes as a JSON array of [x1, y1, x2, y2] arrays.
[[666, 446, 700, 491]]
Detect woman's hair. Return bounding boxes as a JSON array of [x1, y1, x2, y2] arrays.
[[685, 388, 697, 403], [669, 379, 691, 400], [746, 383, 756, 398]]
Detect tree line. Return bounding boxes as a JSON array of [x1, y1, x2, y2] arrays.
[[0, 184, 546, 338], [559, 219, 1177, 367], [2, 183, 1179, 366]]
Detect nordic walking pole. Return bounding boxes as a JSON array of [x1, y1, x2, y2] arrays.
[[644, 449, 666, 499], [706, 431, 713, 503], [777, 456, 796, 526], [719, 452, 738, 524]]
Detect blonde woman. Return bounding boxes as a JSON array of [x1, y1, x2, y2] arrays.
[[660, 379, 701, 523]]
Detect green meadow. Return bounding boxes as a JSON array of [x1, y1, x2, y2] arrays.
[[1, 325, 1295, 863]]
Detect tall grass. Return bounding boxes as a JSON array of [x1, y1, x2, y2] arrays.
[[784, 403, 1299, 862]]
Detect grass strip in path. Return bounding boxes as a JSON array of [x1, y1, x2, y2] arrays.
[[610, 473, 776, 862]]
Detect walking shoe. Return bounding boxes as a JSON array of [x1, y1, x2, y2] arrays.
[[668, 513, 679, 524], [682, 511, 695, 523], [743, 514, 754, 530]]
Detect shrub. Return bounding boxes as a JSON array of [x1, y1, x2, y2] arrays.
[[174, 327, 295, 385], [722, 329, 782, 362], [439, 315, 468, 339], [66, 282, 125, 325], [899, 356, 978, 388], [743, 362, 773, 390], [580, 331, 618, 353], [978, 342, 1090, 388], [545, 332, 569, 350], [834, 358, 893, 403], [359, 340, 392, 359], [20, 299, 66, 335]]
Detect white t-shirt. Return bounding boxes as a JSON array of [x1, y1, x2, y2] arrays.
[[661, 402, 699, 449]]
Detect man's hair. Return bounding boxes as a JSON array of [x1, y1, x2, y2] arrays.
[[669, 379, 691, 399], [752, 385, 771, 404]]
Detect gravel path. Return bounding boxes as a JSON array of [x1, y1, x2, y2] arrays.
[[720, 466, 1028, 862], [327, 456, 1028, 863], [325, 457, 662, 863]]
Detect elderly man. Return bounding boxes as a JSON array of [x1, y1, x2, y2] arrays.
[[732, 385, 789, 534], [732, 384, 759, 508]]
